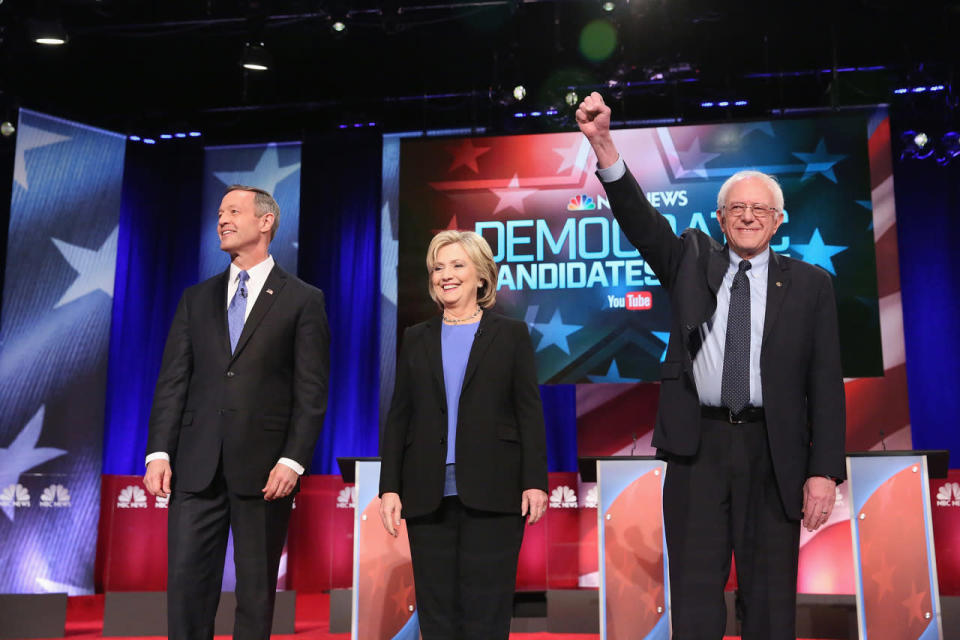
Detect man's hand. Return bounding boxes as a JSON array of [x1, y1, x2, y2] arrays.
[[521, 488, 548, 525], [262, 463, 299, 501], [802, 476, 837, 532], [576, 92, 619, 169], [379, 492, 403, 537], [143, 459, 172, 498]]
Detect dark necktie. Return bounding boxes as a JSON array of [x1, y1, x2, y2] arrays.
[[721, 260, 751, 414], [228, 270, 250, 353]]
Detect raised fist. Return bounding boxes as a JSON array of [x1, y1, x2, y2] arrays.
[[576, 91, 612, 141]]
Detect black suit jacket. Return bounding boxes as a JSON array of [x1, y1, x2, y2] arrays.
[[604, 167, 846, 518], [146, 264, 330, 496], [379, 311, 548, 518]]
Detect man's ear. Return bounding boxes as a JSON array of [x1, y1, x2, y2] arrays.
[[260, 212, 275, 233]]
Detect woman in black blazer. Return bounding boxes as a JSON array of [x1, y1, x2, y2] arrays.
[[379, 230, 549, 639]]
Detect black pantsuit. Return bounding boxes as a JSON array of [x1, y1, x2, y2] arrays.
[[380, 311, 548, 639]]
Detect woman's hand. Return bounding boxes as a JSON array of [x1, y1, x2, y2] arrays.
[[521, 488, 548, 525], [379, 492, 403, 537]]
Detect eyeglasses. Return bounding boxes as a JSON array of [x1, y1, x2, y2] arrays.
[[724, 202, 779, 219]]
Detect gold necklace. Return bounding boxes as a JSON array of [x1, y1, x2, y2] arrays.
[[442, 306, 482, 324]]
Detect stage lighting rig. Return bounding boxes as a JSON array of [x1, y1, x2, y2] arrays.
[[1, 121, 15, 137], [30, 19, 67, 46], [513, 85, 527, 102], [565, 91, 579, 107], [936, 132, 960, 166], [900, 130, 935, 160]]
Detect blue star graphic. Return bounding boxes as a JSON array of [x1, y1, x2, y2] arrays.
[[792, 228, 847, 275], [523, 305, 540, 332], [587, 359, 640, 383], [792, 139, 846, 183], [740, 122, 775, 138], [381, 202, 399, 306], [652, 331, 670, 362], [533, 309, 582, 355], [14, 123, 71, 190], [213, 143, 301, 194], [51, 226, 119, 308], [0, 406, 66, 521]]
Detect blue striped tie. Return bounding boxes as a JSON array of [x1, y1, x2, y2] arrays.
[[228, 270, 249, 353]]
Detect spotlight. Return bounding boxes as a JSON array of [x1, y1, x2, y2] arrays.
[[332, 20, 347, 32], [175, 133, 187, 138], [242, 42, 271, 71], [128, 135, 141, 142], [601, 1, 616, 11], [936, 132, 960, 166], [1, 121, 15, 137], [565, 90, 579, 107], [30, 19, 67, 46], [160, 134, 173, 140], [188, 131, 202, 137], [900, 130, 935, 160], [513, 85, 527, 101], [143, 138, 156, 145]]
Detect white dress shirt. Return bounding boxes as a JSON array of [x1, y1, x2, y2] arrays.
[[146, 255, 305, 476], [597, 156, 767, 407]]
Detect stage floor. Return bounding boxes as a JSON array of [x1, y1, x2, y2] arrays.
[[46, 592, 831, 640]]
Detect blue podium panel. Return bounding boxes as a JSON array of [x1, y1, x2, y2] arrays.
[[597, 458, 669, 640], [351, 460, 420, 640], [848, 454, 943, 640]]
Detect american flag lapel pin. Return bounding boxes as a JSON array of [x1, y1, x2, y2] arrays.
[[266, 288, 274, 295]]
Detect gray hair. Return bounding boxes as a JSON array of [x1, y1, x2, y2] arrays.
[[224, 184, 280, 241], [716, 170, 784, 211]]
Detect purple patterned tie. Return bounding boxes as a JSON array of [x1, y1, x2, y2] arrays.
[[228, 270, 249, 353], [721, 260, 751, 414]]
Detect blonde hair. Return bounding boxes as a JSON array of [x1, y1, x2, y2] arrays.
[[425, 230, 498, 310]]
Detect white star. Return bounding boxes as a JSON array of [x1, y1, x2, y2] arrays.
[[675, 138, 721, 179], [490, 174, 538, 215], [14, 123, 71, 190], [0, 406, 67, 521], [553, 137, 591, 174], [213, 143, 301, 194], [381, 201, 399, 306], [51, 225, 119, 308]]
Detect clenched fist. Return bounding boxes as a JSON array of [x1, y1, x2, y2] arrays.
[[575, 92, 619, 169]]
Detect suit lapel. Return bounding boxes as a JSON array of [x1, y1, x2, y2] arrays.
[[707, 244, 728, 295], [423, 317, 446, 404], [230, 265, 288, 364], [461, 311, 499, 393], [215, 269, 232, 358], [762, 249, 791, 344]]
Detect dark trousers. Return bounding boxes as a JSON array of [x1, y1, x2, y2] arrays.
[[405, 496, 525, 640], [662, 418, 801, 640], [166, 465, 293, 640]]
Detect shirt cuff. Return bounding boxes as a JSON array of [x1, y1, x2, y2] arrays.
[[145, 452, 170, 467], [278, 457, 305, 476], [596, 155, 626, 182]]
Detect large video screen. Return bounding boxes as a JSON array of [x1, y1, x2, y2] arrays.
[[398, 116, 882, 383]]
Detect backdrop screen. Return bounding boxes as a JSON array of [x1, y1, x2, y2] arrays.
[[398, 116, 882, 383]]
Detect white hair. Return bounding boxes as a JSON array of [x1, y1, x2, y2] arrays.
[[716, 170, 784, 211]]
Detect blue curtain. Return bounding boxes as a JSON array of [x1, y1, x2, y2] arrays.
[[541, 385, 578, 472], [894, 155, 960, 464], [102, 141, 203, 474], [299, 131, 382, 475]]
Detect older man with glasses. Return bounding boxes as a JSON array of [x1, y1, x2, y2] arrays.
[[577, 92, 846, 639]]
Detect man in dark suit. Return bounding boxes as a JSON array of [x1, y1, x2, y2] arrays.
[[142, 185, 329, 640], [577, 94, 846, 639]]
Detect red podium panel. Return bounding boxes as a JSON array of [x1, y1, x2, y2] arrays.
[[96, 475, 168, 591]]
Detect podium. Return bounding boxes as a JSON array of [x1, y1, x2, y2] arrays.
[[338, 457, 420, 640], [846, 451, 947, 639], [583, 451, 949, 640], [581, 456, 669, 640]]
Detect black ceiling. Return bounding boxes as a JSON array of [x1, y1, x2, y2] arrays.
[[1, 0, 958, 143]]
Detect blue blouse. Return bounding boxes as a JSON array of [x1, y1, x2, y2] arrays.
[[441, 321, 480, 495]]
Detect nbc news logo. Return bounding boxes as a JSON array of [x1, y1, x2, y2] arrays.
[[549, 486, 578, 509], [117, 485, 148, 509], [39, 484, 71, 508], [336, 486, 357, 509], [0, 483, 31, 508], [937, 482, 960, 508], [155, 494, 169, 509], [567, 195, 596, 211]]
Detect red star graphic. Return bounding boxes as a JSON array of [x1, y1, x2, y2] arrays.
[[447, 139, 491, 173], [901, 581, 928, 625], [431, 215, 463, 235], [869, 552, 896, 601], [489, 174, 537, 215]]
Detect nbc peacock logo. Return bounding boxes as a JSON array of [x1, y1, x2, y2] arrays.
[[39, 484, 71, 508], [567, 195, 596, 211], [336, 486, 357, 509], [0, 483, 31, 508], [549, 485, 578, 508], [117, 485, 148, 509]]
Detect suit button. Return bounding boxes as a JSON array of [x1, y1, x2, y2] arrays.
[[226, 371, 235, 378], [440, 406, 446, 414], [440, 437, 446, 444], [218, 409, 225, 416]]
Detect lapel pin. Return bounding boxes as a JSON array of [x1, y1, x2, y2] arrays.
[[776, 281, 782, 287], [266, 289, 274, 295]]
